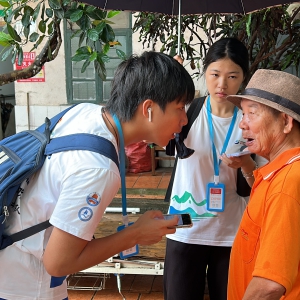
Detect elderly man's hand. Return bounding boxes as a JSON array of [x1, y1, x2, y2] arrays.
[[173, 55, 184, 65]]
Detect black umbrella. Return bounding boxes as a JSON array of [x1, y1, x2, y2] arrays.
[[89, 0, 295, 15], [88, 0, 296, 52]]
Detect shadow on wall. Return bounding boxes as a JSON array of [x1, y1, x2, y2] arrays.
[[1, 95, 16, 139]]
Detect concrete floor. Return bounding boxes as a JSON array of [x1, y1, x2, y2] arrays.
[[67, 273, 164, 300]]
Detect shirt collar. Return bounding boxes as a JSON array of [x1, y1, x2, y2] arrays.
[[255, 147, 300, 181]]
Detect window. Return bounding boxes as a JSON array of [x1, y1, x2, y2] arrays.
[[65, 25, 132, 104]]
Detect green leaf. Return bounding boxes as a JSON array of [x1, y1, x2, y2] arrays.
[[70, 9, 83, 22], [32, 3, 41, 22], [54, 8, 64, 19], [21, 6, 33, 27], [107, 10, 120, 18], [45, 8, 53, 18], [246, 14, 252, 37], [11, 49, 17, 64], [77, 14, 90, 31], [47, 21, 54, 35], [0, 40, 10, 47], [7, 24, 21, 42], [85, 5, 96, 14], [2, 46, 13, 61], [89, 51, 97, 61], [17, 47, 23, 66], [102, 24, 115, 42], [70, 2, 77, 9], [81, 58, 90, 73], [0, 31, 13, 42], [104, 20, 114, 25], [62, 0, 71, 5], [86, 8, 106, 20], [64, 8, 77, 19], [87, 28, 99, 41], [98, 53, 110, 63], [23, 25, 30, 39], [116, 49, 126, 60], [95, 21, 105, 33], [71, 53, 89, 61], [48, 0, 62, 10], [30, 35, 45, 51], [10, 6, 22, 22], [29, 32, 39, 42], [38, 20, 46, 33], [41, 2, 45, 20], [76, 46, 91, 55], [94, 58, 106, 80], [78, 31, 86, 47], [103, 42, 110, 54], [0, 0, 10, 8]]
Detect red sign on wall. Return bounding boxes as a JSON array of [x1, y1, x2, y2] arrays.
[[16, 52, 45, 82]]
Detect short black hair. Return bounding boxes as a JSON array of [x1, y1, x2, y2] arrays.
[[105, 51, 195, 121], [203, 38, 250, 85]]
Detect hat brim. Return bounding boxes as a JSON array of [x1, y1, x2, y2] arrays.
[[227, 94, 300, 123]]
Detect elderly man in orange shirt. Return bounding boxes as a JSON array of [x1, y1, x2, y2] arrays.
[[225, 69, 300, 300]]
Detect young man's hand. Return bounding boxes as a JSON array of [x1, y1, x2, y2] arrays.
[[130, 210, 178, 245]]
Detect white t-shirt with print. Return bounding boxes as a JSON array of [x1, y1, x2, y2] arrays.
[[167, 103, 259, 246], [0, 103, 120, 300]]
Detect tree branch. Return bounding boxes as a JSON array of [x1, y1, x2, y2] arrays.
[[0, 22, 61, 86]]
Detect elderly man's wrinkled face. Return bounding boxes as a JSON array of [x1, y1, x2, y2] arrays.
[[239, 99, 287, 160]]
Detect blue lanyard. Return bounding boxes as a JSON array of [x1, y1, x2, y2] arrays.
[[207, 96, 238, 183], [112, 114, 129, 226]]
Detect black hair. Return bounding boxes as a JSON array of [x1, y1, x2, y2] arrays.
[[203, 38, 250, 86], [105, 51, 195, 122]]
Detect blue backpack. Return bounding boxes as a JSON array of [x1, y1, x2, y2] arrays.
[[0, 105, 119, 250]]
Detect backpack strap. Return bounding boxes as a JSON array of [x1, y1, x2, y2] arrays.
[[164, 97, 205, 202], [45, 133, 119, 169], [8, 220, 51, 244], [181, 97, 206, 140], [36, 104, 78, 133]]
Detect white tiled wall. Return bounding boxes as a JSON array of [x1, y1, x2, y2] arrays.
[[14, 105, 71, 133]]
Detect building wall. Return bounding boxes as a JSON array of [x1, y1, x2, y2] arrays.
[[14, 12, 131, 133]]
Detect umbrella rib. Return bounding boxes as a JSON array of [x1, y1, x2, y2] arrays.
[[103, 0, 107, 10], [177, 0, 182, 54], [172, 0, 175, 16], [240, 0, 246, 15]]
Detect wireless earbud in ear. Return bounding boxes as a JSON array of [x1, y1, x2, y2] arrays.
[[148, 107, 152, 122]]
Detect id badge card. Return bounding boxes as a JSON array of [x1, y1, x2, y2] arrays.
[[206, 182, 225, 212], [117, 222, 139, 259]]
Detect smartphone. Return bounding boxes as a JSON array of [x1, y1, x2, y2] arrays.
[[227, 150, 252, 157], [163, 213, 193, 228]]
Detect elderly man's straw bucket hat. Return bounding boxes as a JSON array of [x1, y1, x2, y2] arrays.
[[227, 69, 300, 123]]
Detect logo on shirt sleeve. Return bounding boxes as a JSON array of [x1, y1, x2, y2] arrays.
[[86, 192, 101, 206], [78, 207, 93, 221]]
